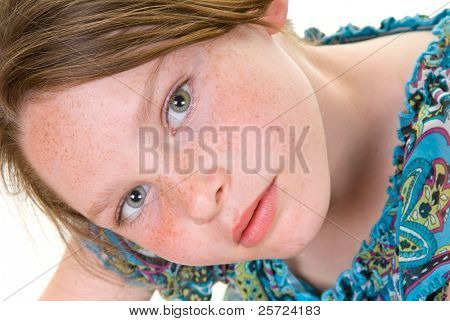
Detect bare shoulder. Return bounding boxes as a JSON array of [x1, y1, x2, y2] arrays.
[[349, 30, 439, 113], [368, 31, 438, 87], [39, 240, 155, 301]]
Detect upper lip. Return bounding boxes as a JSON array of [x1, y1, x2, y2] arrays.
[[232, 177, 276, 244]]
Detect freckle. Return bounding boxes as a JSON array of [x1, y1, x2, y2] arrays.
[[150, 199, 181, 256]]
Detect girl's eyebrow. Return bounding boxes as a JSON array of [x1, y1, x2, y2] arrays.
[[133, 55, 166, 128], [87, 184, 123, 220]]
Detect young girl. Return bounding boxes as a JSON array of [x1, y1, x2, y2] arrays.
[[0, 0, 448, 301]]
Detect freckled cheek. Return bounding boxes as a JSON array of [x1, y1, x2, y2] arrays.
[[212, 132, 242, 164], [202, 86, 257, 125], [145, 201, 190, 261], [266, 127, 290, 160]]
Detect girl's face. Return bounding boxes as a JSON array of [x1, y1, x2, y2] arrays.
[[20, 24, 331, 266]]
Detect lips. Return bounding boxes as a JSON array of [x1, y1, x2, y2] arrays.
[[232, 178, 275, 244]]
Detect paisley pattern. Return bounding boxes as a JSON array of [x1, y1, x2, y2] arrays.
[[394, 11, 450, 298], [82, 9, 450, 300]]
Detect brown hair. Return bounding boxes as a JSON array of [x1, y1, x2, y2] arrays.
[[0, 0, 313, 287]]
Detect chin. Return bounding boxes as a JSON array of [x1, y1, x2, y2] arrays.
[[265, 213, 318, 260], [270, 238, 308, 261]]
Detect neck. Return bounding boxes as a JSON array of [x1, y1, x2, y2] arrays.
[[273, 32, 385, 211]]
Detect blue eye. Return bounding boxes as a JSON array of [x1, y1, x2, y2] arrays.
[[165, 78, 194, 128], [115, 184, 151, 227]]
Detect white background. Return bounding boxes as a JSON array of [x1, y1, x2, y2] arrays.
[[0, 0, 447, 301]]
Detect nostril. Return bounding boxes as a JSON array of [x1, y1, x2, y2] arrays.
[[215, 186, 223, 204]]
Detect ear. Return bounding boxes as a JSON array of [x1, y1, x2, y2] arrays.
[[261, 0, 289, 35]]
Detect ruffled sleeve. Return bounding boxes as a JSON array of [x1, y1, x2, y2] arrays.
[[303, 9, 449, 45], [395, 15, 450, 301]]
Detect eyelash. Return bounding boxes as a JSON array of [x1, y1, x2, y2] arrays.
[[113, 191, 150, 230], [162, 74, 197, 132], [112, 76, 196, 229]]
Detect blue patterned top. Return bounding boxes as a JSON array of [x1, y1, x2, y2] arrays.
[[82, 9, 450, 301]]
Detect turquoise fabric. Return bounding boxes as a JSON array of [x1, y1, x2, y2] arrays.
[[82, 9, 450, 301]]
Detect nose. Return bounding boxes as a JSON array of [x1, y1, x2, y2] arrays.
[[177, 168, 229, 225]]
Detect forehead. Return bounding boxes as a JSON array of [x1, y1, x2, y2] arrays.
[[19, 68, 148, 209]]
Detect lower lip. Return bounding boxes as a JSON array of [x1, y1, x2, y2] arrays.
[[239, 181, 278, 248]]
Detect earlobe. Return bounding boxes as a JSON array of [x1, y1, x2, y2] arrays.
[[261, 0, 289, 35]]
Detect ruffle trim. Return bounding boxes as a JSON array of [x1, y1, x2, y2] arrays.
[[83, 222, 238, 300], [396, 15, 449, 300], [316, 13, 449, 301], [303, 9, 449, 45]]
